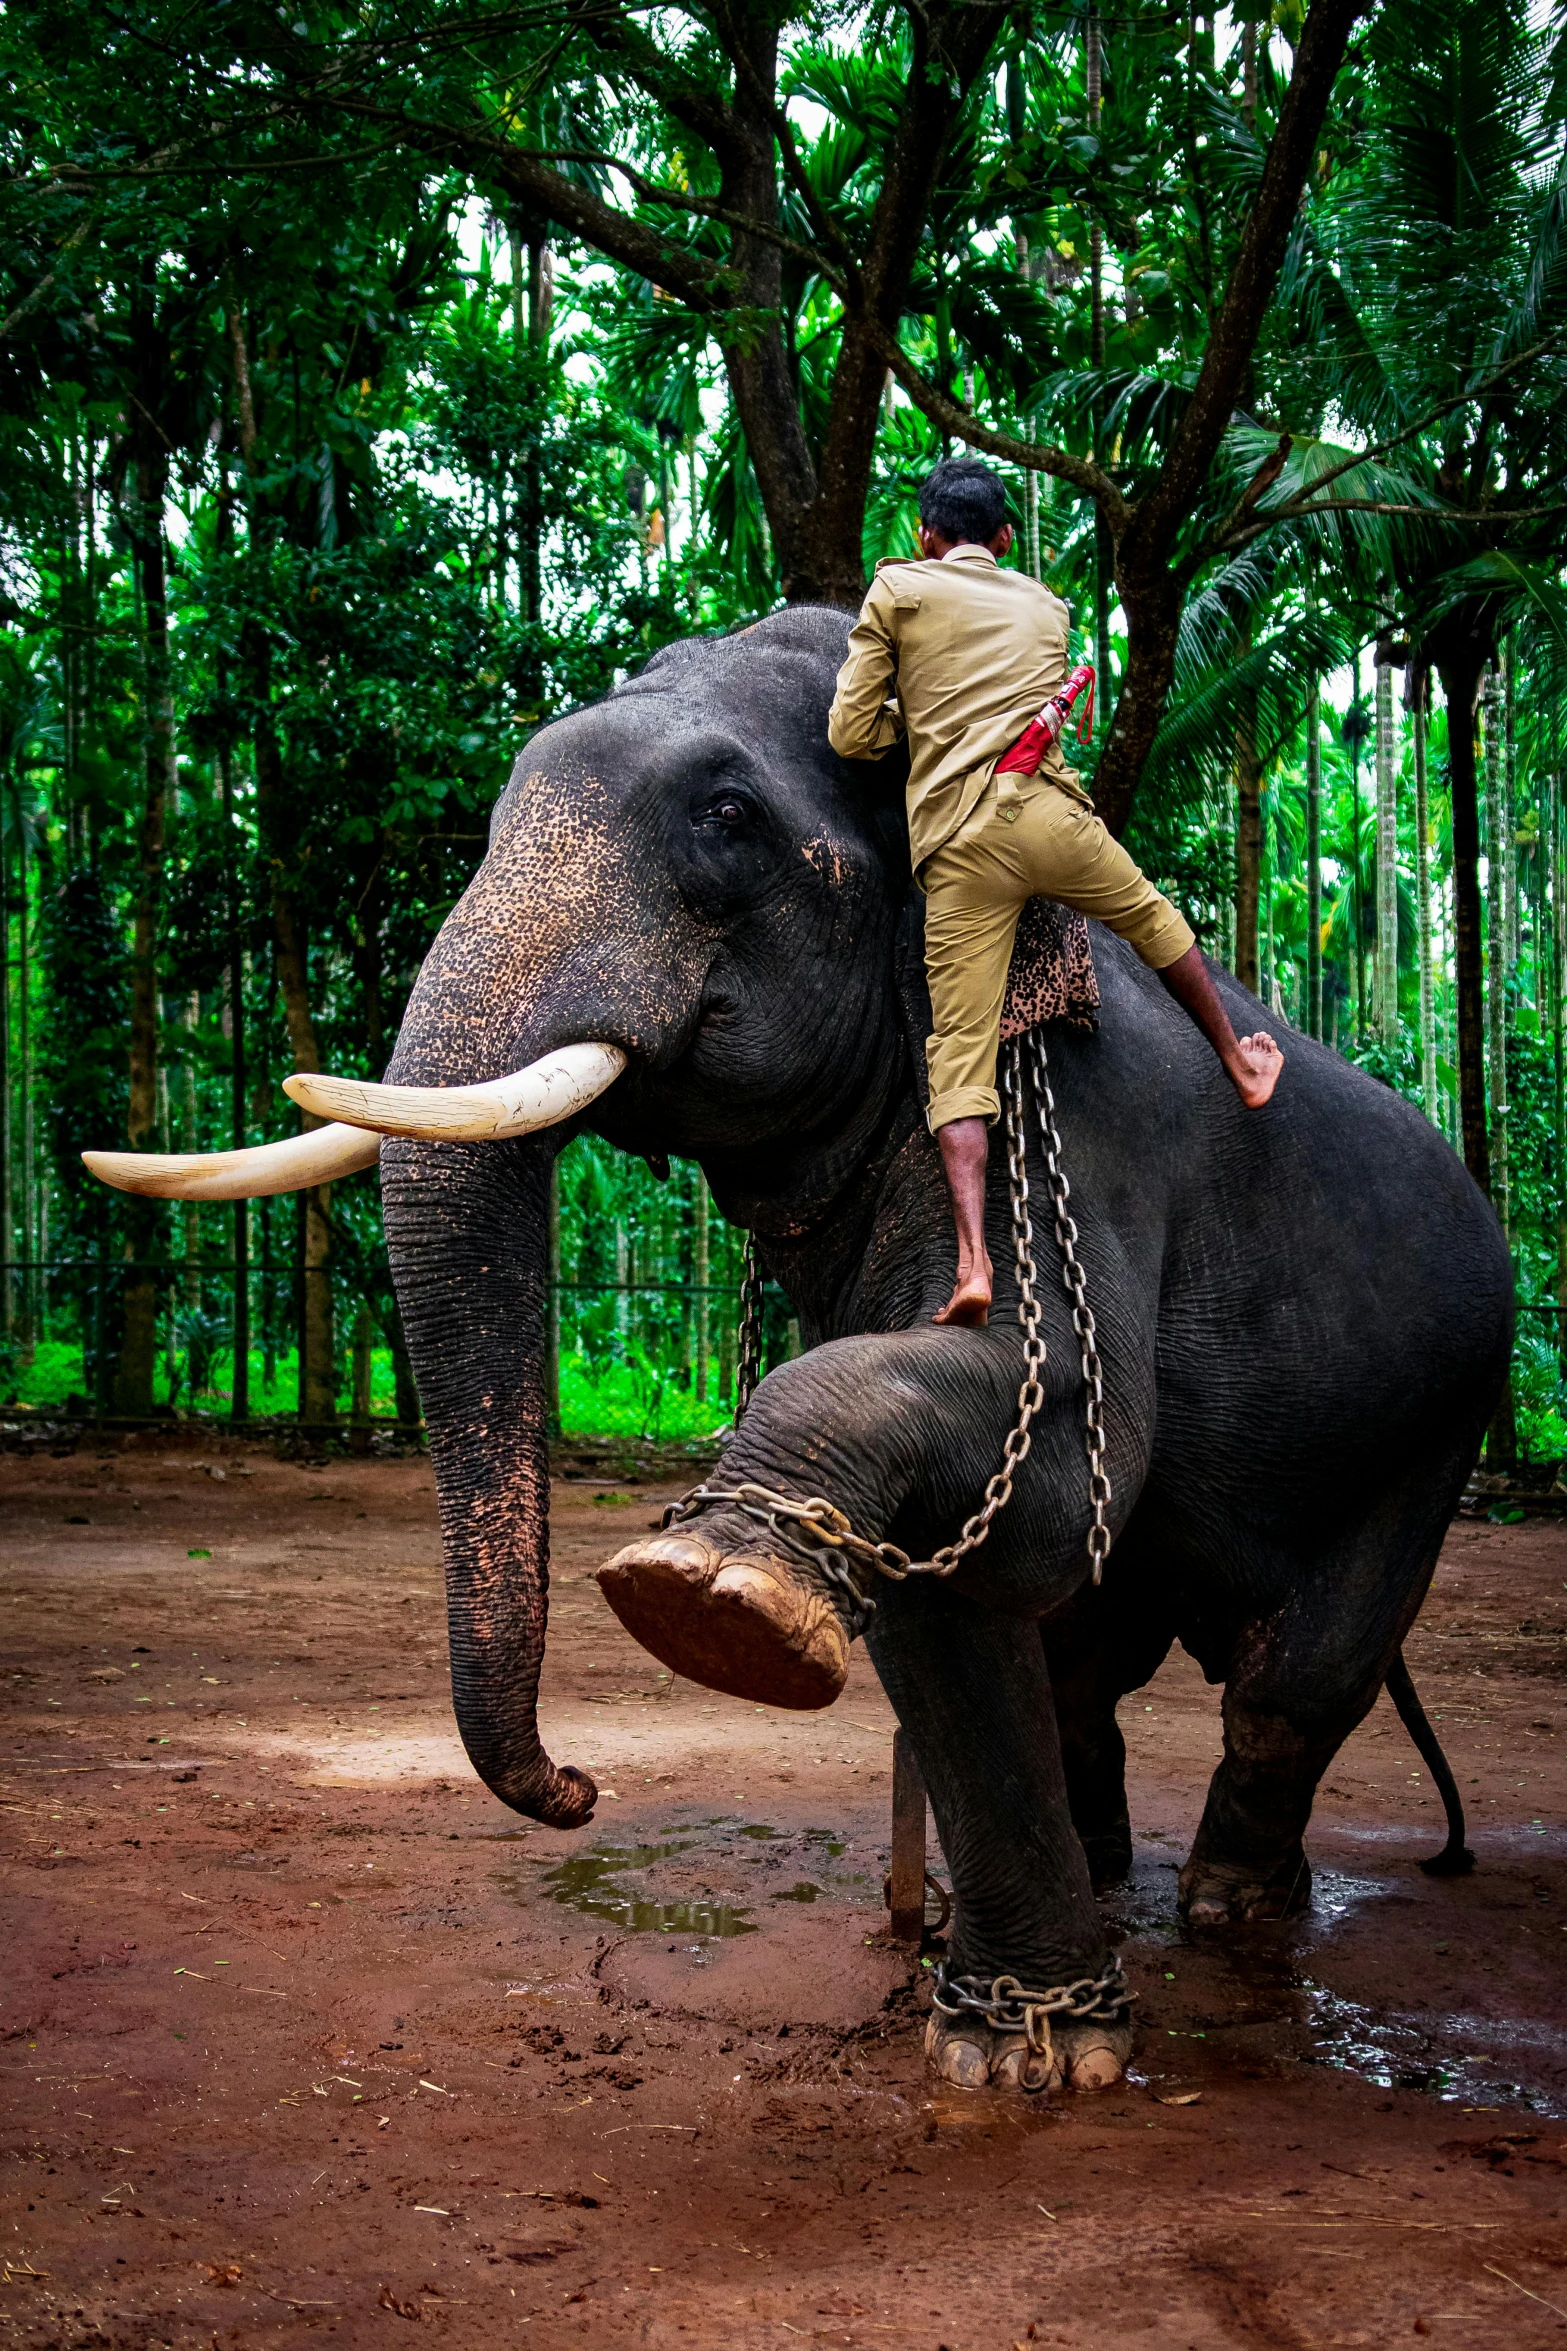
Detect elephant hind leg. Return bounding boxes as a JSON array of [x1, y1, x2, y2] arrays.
[[1178, 1692, 1336, 1925], [1179, 1461, 1463, 1927]]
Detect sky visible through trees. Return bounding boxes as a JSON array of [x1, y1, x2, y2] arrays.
[[2, 0, 1565, 1456]]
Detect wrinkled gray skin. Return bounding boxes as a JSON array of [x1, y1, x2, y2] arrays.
[[380, 607, 1512, 2045]]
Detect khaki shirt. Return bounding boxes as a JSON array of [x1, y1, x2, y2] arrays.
[[827, 546, 1084, 873]]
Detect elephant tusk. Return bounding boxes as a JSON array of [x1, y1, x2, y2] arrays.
[[282, 1041, 628, 1141], [83, 1124, 381, 1202]]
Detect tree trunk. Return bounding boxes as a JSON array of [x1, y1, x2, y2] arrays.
[[249, 644, 336, 1429], [0, 798, 9, 1344], [1554, 767, 1567, 1378], [1440, 646, 1514, 1467], [114, 418, 174, 1417], [182, 1003, 201, 1309], [1504, 640, 1519, 967], [1088, 0, 1363, 834], [694, 1170, 711, 1404], [1413, 679, 1437, 1120], [1233, 674, 1262, 993], [1438, 648, 1490, 1193], [1306, 684, 1323, 1040], [718, 1266, 736, 1403], [279, 922, 335, 1428], [1484, 663, 1509, 1241], [351, 1302, 373, 1426], [1375, 647, 1399, 1047], [1087, 10, 1113, 723], [224, 757, 249, 1421], [17, 803, 35, 1366]]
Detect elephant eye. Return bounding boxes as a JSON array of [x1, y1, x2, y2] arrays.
[[694, 791, 755, 829]]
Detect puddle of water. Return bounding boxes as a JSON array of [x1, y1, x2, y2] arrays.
[[1302, 1985, 1563, 2116], [580, 1895, 756, 1937], [772, 1882, 824, 1904], [1109, 1856, 1566, 2118], [739, 1823, 783, 1841], [505, 1839, 756, 1938]]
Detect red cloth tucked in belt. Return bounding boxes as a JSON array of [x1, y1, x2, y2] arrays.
[[995, 662, 1096, 776]]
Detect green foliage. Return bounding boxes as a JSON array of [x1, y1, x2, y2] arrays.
[[1, 0, 1566, 1457]]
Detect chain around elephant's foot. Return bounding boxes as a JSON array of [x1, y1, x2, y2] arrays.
[[924, 2011, 1131, 2094], [595, 1528, 852, 1709]]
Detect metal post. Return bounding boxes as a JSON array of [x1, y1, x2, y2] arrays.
[[889, 1728, 928, 1945], [224, 746, 249, 1424], [93, 1250, 107, 1425]]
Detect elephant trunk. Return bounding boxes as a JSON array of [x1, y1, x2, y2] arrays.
[[381, 1130, 595, 1828]]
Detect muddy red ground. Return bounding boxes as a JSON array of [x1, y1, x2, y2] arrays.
[[2, 1442, 1564, 2351]]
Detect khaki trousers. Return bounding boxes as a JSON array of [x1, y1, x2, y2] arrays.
[[922, 774, 1196, 1131]]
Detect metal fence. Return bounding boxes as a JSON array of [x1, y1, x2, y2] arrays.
[[0, 1258, 801, 1435], [4, 1254, 1563, 1450]]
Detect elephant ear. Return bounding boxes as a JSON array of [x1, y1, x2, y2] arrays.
[[892, 890, 1100, 1118]]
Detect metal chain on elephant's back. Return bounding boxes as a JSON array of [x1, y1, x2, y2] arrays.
[[1024, 1026, 1112, 1585], [683, 1030, 1114, 1612]]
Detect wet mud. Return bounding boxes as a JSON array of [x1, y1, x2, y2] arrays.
[[2, 1446, 1564, 2347]]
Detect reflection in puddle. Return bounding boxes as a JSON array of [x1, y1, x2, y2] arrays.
[[1302, 1985, 1562, 2115], [520, 1841, 757, 1938], [1111, 1855, 1566, 2120], [494, 1816, 882, 1941]]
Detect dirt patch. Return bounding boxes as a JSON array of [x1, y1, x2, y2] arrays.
[[2, 1447, 1564, 2347]]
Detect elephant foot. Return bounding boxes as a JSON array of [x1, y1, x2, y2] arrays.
[[596, 1532, 849, 1709], [924, 2011, 1132, 2095], [1080, 1826, 1134, 1892], [1179, 1845, 1312, 1926]]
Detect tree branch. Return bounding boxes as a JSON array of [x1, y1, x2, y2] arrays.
[[522, 148, 847, 290], [868, 324, 1127, 523], [315, 94, 730, 312], [1222, 497, 1567, 554], [0, 208, 97, 341], [707, 0, 860, 288], [38, 140, 402, 183], [1127, 0, 1364, 563]]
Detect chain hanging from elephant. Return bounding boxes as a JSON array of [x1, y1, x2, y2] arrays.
[[672, 1026, 1113, 1622]]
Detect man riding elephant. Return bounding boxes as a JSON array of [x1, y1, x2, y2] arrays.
[[85, 606, 1511, 2097], [828, 456, 1283, 1330]]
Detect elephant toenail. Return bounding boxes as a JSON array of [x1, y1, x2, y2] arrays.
[[936, 2038, 991, 2089], [990, 2038, 1057, 2094], [1064, 2045, 1123, 2091]]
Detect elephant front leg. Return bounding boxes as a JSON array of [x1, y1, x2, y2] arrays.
[[868, 1578, 1133, 2096], [595, 1325, 1087, 1711]]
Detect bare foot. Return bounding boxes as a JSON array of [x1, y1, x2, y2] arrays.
[[1227, 1031, 1283, 1109], [934, 1259, 992, 1327]]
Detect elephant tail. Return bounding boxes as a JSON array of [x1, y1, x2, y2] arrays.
[[1385, 1649, 1476, 1877]]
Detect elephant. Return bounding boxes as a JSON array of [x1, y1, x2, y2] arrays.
[[87, 605, 1512, 2096]]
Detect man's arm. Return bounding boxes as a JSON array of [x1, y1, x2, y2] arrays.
[[828, 587, 905, 761]]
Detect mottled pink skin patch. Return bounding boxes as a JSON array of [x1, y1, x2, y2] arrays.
[[800, 835, 853, 888]]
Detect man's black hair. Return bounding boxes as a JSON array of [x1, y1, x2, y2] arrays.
[[917, 457, 1009, 547]]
